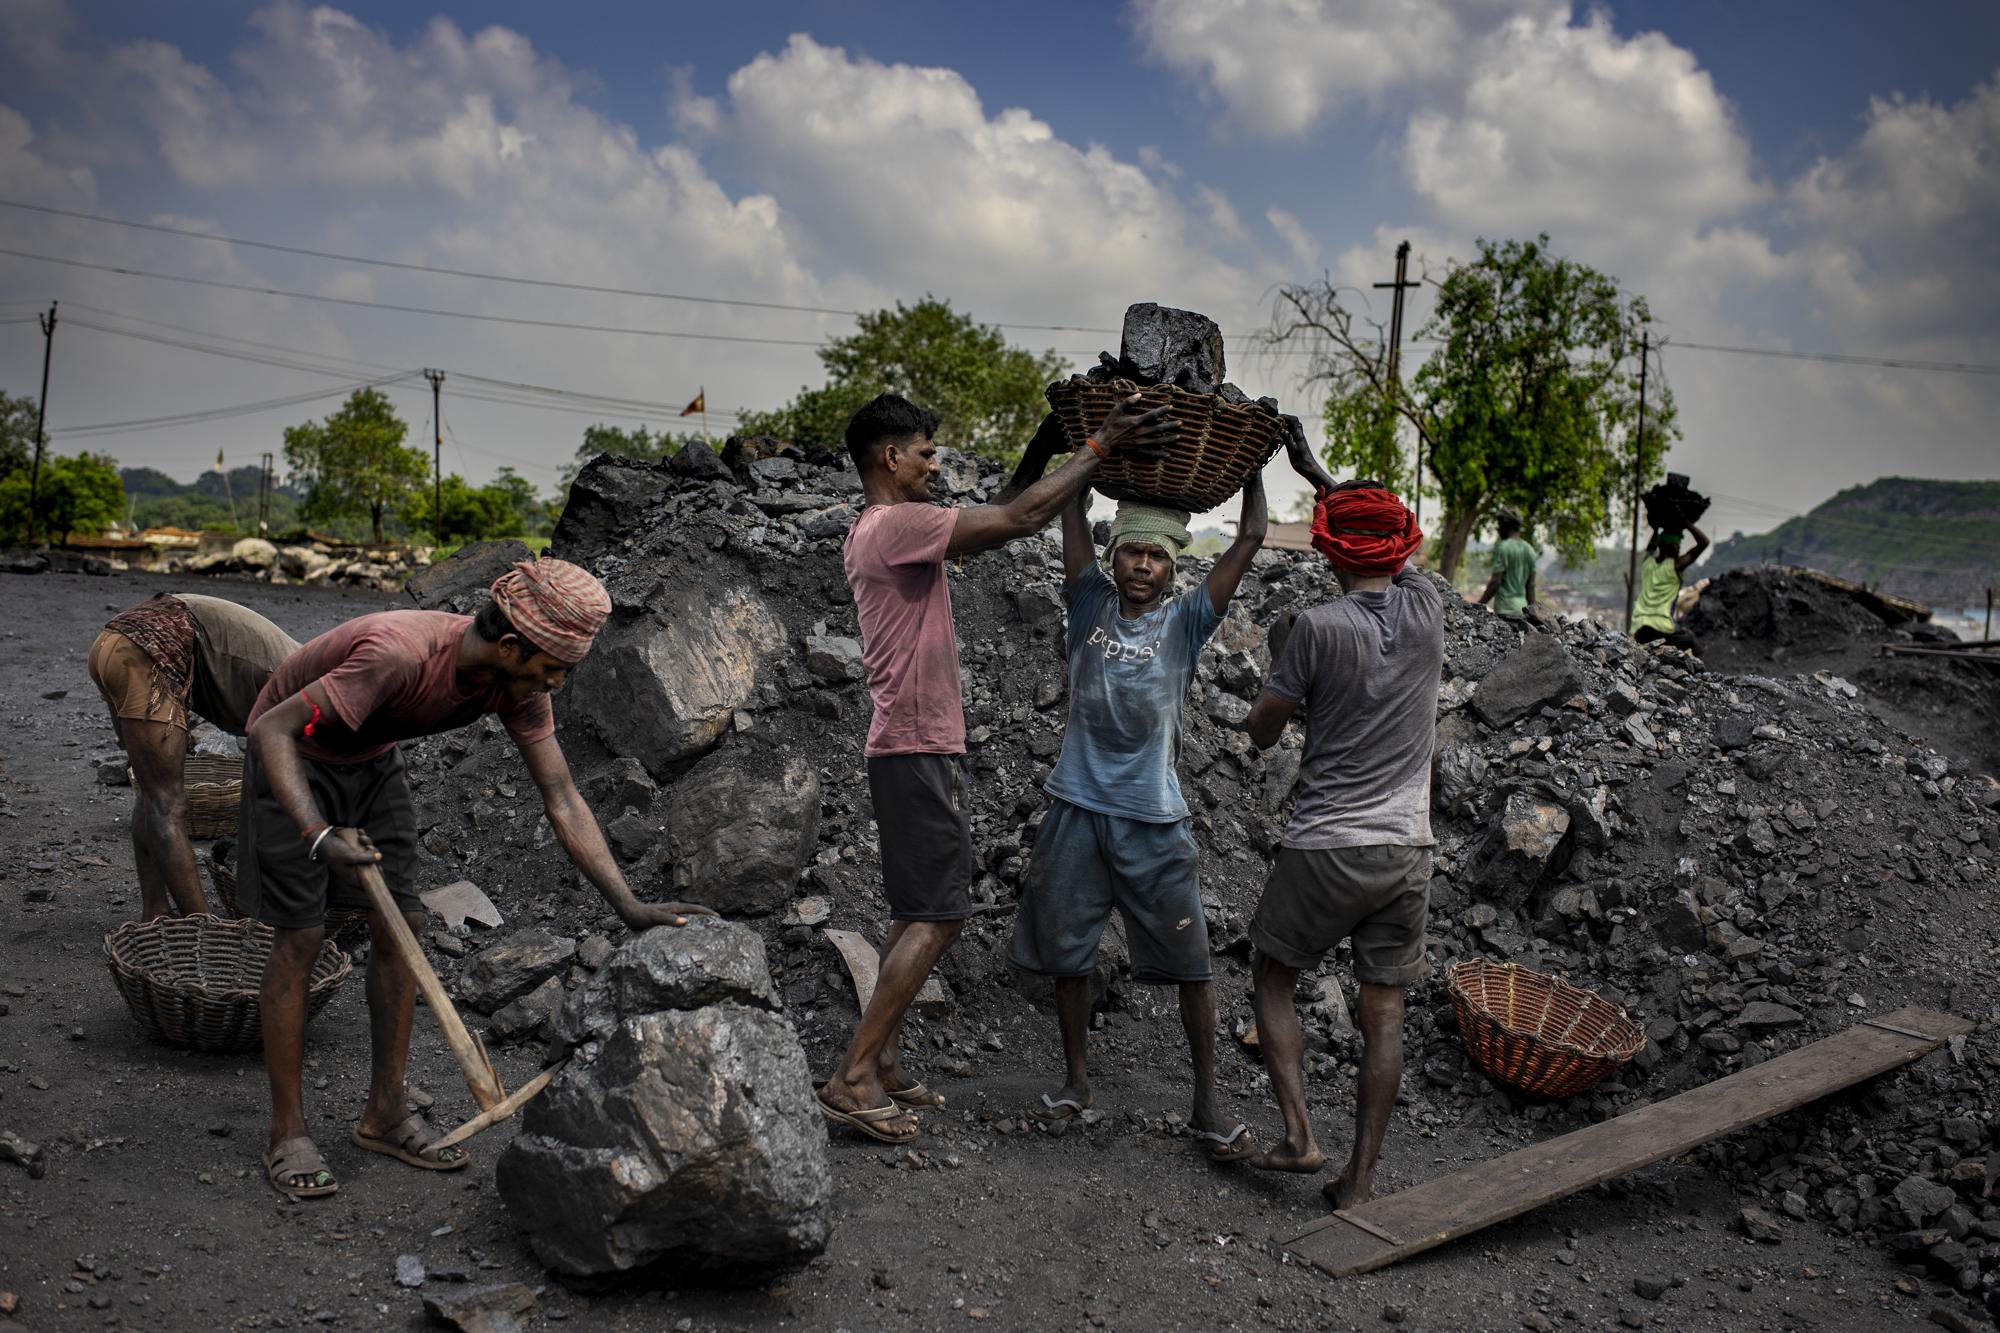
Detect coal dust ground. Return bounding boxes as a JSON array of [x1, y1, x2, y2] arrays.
[[0, 569, 1980, 1332]]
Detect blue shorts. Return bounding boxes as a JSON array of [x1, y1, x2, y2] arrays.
[[1007, 797, 1211, 984]]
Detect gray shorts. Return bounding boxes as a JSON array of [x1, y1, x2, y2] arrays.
[[1251, 844, 1431, 985], [237, 745, 420, 930], [1008, 797, 1211, 985]]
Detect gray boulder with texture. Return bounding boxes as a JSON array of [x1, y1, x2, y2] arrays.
[[1470, 634, 1584, 729], [663, 746, 821, 915], [406, 539, 536, 613], [497, 1002, 831, 1276], [549, 916, 780, 1052], [457, 930, 577, 1014]]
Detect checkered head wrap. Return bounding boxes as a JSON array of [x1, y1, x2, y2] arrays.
[[489, 558, 611, 663]]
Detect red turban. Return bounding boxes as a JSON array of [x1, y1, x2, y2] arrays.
[[1310, 486, 1423, 575], [489, 558, 611, 663]]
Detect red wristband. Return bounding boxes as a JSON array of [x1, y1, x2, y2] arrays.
[[1085, 436, 1107, 459], [300, 821, 330, 842], [301, 691, 321, 737]]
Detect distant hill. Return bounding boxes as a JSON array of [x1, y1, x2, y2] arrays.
[[119, 464, 302, 535], [1703, 478, 2000, 611]]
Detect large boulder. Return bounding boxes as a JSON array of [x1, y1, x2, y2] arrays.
[[406, 539, 535, 612], [1470, 634, 1584, 729], [1117, 302, 1226, 393], [497, 920, 831, 1279], [549, 916, 779, 1052], [229, 537, 279, 570], [1468, 791, 1570, 907], [457, 930, 577, 1014], [662, 747, 820, 916], [558, 584, 786, 775], [550, 455, 675, 559]]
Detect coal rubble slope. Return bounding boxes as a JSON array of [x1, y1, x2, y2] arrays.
[[400, 446, 2000, 1317]]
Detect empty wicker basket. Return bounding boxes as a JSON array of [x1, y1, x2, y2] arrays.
[[1447, 957, 1645, 1098], [103, 915, 353, 1054], [1044, 378, 1284, 513], [205, 849, 371, 948]]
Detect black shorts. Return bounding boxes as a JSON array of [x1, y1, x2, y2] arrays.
[[236, 745, 421, 930], [865, 753, 973, 922]]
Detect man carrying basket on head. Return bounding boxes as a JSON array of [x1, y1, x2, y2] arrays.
[[240, 557, 712, 1199], [1237, 480, 1443, 1210]]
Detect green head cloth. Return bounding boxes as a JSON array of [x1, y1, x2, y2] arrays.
[[1103, 501, 1192, 568]]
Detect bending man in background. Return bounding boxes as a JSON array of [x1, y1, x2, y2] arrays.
[[819, 391, 1172, 1145], [87, 591, 298, 918], [1009, 476, 1266, 1159], [243, 558, 710, 1199], [1239, 481, 1443, 1209]]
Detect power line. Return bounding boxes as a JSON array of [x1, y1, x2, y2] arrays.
[[1666, 339, 2000, 378], [58, 372, 417, 438], [0, 198, 1122, 335]]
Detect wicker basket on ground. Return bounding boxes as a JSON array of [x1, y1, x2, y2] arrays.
[[1044, 378, 1284, 513], [205, 850, 371, 947], [128, 752, 243, 838], [103, 915, 353, 1054], [1446, 957, 1645, 1098]]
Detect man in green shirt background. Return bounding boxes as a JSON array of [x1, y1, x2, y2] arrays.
[[1631, 525, 1709, 653], [1477, 513, 1538, 615]]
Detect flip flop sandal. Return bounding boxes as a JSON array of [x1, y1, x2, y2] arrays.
[[1196, 1122, 1257, 1162], [886, 1080, 946, 1110], [1030, 1093, 1092, 1124], [815, 1087, 920, 1145], [263, 1136, 338, 1199], [351, 1112, 470, 1172]]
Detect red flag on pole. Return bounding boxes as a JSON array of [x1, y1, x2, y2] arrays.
[[679, 389, 705, 418]]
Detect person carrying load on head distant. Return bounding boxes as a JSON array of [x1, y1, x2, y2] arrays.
[[1476, 511, 1537, 615], [1631, 523, 1709, 654], [86, 592, 300, 920], [1007, 472, 1266, 1162]]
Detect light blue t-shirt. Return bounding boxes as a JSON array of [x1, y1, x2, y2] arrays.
[[1043, 565, 1222, 823]]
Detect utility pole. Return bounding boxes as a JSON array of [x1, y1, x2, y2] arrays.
[[1373, 242, 1421, 518], [1623, 331, 1650, 633], [424, 369, 445, 547], [259, 451, 274, 535], [26, 301, 56, 544]]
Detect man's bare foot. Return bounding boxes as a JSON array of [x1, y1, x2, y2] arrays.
[[1321, 1164, 1375, 1209], [1248, 1141, 1326, 1174]]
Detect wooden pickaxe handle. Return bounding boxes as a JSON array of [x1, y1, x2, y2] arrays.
[[341, 831, 505, 1111]]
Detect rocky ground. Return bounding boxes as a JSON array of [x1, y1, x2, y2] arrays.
[[0, 443, 1996, 1331]]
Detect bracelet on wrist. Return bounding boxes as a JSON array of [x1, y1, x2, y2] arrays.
[[299, 821, 330, 842], [308, 826, 338, 862], [1085, 436, 1107, 459]]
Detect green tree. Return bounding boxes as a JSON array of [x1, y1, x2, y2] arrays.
[[0, 390, 39, 481], [282, 387, 430, 544], [0, 450, 124, 544], [739, 297, 1068, 465], [402, 474, 520, 545], [1269, 235, 1675, 577]]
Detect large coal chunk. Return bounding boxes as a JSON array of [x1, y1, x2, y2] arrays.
[[557, 585, 786, 776], [1117, 303, 1226, 393], [1470, 634, 1584, 729], [458, 930, 578, 1014], [550, 917, 779, 1051], [550, 455, 675, 559], [663, 747, 821, 916], [1468, 791, 1571, 908], [406, 539, 536, 613], [496, 1003, 833, 1278]]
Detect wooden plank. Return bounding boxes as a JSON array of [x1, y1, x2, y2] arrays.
[[1286, 1007, 1973, 1278]]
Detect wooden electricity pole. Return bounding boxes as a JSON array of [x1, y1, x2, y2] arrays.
[[1623, 331, 1651, 633], [26, 301, 56, 543], [1373, 242, 1421, 519], [424, 368, 445, 547], [258, 451, 274, 535]]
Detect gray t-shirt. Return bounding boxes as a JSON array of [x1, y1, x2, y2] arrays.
[[178, 593, 299, 735], [1264, 570, 1444, 849]]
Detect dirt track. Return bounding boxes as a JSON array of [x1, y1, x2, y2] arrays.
[[0, 569, 1971, 1332]]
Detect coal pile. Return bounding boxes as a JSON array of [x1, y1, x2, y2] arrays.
[[394, 441, 1997, 1317]]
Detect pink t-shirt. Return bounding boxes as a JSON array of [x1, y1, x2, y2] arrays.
[[247, 610, 554, 766], [843, 503, 966, 757]]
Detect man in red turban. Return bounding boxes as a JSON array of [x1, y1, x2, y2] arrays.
[[238, 556, 710, 1200], [1237, 479, 1444, 1210]]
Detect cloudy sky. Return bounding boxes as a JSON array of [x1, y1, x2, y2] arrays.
[[1, 0, 1995, 540]]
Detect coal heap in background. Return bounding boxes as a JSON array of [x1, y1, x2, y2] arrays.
[[398, 442, 1999, 1317]]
